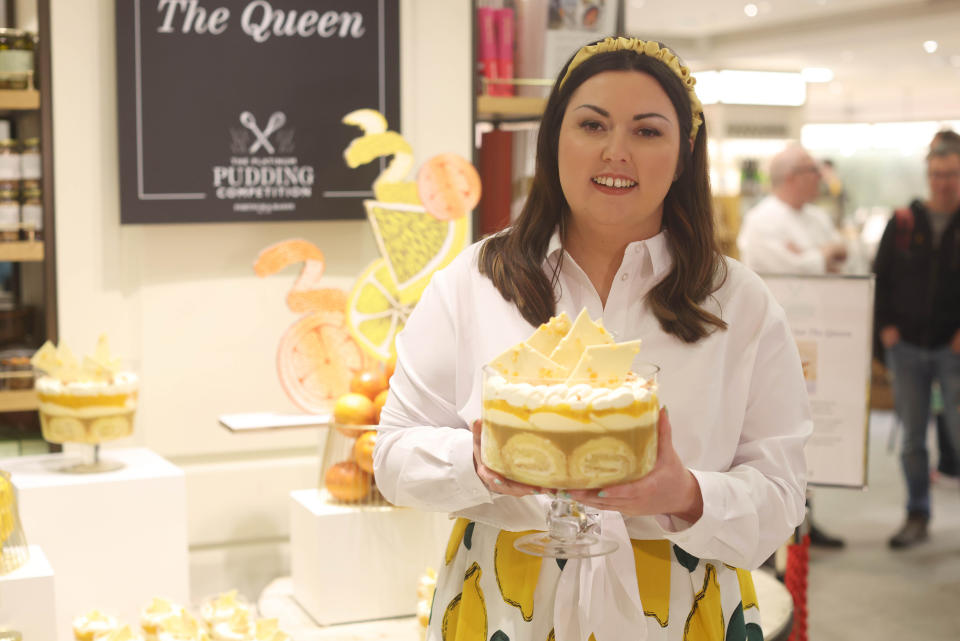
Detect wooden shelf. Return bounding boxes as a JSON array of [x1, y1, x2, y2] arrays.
[[477, 95, 546, 122], [0, 388, 38, 412], [0, 89, 40, 110], [0, 241, 43, 261]]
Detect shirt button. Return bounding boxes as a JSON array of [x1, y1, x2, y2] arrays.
[[621, 273, 629, 281]]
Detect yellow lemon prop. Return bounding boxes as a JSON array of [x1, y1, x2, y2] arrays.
[[345, 258, 411, 363], [365, 200, 468, 306]]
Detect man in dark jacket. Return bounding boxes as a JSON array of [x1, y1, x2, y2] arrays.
[[874, 139, 960, 548]]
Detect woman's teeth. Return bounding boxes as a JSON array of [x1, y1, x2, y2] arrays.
[[592, 176, 637, 188]]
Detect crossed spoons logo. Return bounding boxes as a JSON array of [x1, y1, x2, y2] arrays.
[[230, 110, 294, 155]]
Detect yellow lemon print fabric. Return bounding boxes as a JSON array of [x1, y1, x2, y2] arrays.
[[430, 522, 764, 641]]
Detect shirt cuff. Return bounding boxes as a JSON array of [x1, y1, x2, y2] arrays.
[[653, 468, 723, 549], [450, 427, 496, 506]]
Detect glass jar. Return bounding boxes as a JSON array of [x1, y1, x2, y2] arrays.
[[0, 29, 33, 90], [0, 188, 19, 241], [21, 186, 40, 240], [20, 138, 39, 180], [0, 140, 19, 181]]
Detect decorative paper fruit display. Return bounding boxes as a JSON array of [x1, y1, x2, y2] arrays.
[[324, 461, 372, 503], [417, 153, 482, 222], [353, 430, 377, 474], [341, 109, 470, 363], [255, 239, 372, 413]]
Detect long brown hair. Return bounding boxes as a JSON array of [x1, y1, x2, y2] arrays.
[[477, 41, 727, 343]]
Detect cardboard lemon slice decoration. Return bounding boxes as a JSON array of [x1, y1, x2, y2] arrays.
[[346, 258, 415, 363], [364, 200, 468, 306]]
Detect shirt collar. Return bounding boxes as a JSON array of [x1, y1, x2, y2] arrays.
[[545, 227, 673, 281]]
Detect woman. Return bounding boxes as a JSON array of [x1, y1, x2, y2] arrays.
[[374, 37, 810, 641]]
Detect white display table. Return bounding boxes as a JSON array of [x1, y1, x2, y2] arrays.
[[0, 448, 189, 641], [290, 489, 451, 625], [0, 545, 57, 640]]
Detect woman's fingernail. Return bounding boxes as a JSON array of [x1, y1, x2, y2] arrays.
[[597, 491, 607, 498], [493, 478, 503, 485]]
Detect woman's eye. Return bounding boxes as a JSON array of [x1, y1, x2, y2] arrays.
[[636, 127, 662, 138], [579, 120, 604, 132]]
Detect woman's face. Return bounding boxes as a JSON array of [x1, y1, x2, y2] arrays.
[[557, 70, 681, 240]]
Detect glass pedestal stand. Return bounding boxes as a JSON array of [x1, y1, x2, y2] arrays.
[[61, 444, 125, 474], [513, 494, 618, 558]]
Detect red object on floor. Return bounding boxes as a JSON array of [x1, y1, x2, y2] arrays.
[[785, 534, 810, 641], [477, 129, 513, 236]]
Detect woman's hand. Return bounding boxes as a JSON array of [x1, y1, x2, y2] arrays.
[[568, 408, 703, 522], [471, 419, 542, 497]]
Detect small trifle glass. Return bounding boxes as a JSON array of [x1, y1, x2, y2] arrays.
[[31, 337, 139, 473], [480, 360, 659, 558]]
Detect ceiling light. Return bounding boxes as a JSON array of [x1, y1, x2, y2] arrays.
[[744, 3, 759, 18], [694, 70, 806, 106], [802, 67, 834, 83], [923, 40, 938, 53]]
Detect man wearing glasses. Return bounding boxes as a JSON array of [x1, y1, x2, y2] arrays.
[[738, 144, 849, 550], [874, 136, 960, 549], [738, 144, 848, 274]]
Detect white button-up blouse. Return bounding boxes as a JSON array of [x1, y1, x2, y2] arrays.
[[374, 230, 811, 571]]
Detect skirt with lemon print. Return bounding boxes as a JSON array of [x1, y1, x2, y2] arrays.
[[431, 519, 763, 641]]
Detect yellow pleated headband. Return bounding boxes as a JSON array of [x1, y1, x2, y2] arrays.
[[560, 37, 704, 139]]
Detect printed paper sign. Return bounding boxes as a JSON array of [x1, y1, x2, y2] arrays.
[[116, 0, 400, 223]]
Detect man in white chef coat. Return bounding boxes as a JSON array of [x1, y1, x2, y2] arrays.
[[739, 144, 848, 549], [739, 145, 848, 274]]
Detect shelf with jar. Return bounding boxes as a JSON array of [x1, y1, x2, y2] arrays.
[[0, 0, 57, 457]]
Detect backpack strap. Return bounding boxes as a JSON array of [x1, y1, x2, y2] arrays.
[[893, 207, 914, 251]]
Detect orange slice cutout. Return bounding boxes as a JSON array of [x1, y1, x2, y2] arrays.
[[417, 153, 482, 221], [277, 311, 371, 413]]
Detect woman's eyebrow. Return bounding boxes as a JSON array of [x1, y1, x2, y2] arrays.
[[573, 105, 670, 122]]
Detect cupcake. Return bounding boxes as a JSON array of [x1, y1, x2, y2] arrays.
[[253, 619, 289, 641], [94, 626, 144, 641], [72, 610, 119, 641], [200, 591, 250, 632], [157, 611, 209, 641], [140, 597, 183, 639]]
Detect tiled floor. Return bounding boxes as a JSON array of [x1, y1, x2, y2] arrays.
[[807, 410, 960, 640], [243, 410, 960, 640]]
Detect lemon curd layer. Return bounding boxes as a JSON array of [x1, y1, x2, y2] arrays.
[[38, 392, 136, 408]]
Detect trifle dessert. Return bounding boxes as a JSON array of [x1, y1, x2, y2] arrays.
[[30, 336, 139, 445], [481, 309, 659, 489], [72, 609, 120, 641]]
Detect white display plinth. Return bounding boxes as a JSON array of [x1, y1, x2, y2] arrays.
[[290, 489, 451, 626], [0, 545, 57, 640], [0, 448, 189, 641]]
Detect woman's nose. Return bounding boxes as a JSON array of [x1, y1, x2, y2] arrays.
[[601, 132, 631, 163]]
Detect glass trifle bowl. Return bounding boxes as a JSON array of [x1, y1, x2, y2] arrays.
[[480, 359, 660, 558], [31, 336, 139, 473]]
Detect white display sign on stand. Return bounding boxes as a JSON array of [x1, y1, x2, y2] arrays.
[[763, 275, 875, 488], [0, 545, 57, 640], [290, 489, 451, 626], [1, 448, 189, 641]]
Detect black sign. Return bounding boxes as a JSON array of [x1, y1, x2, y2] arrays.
[[116, 0, 400, 224]]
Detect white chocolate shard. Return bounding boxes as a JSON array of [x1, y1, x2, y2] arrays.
[[548, 308, 614, 370], [526, 311, 572, 357], [565, 340, 641, 386], [489, 342, 569, 381]]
